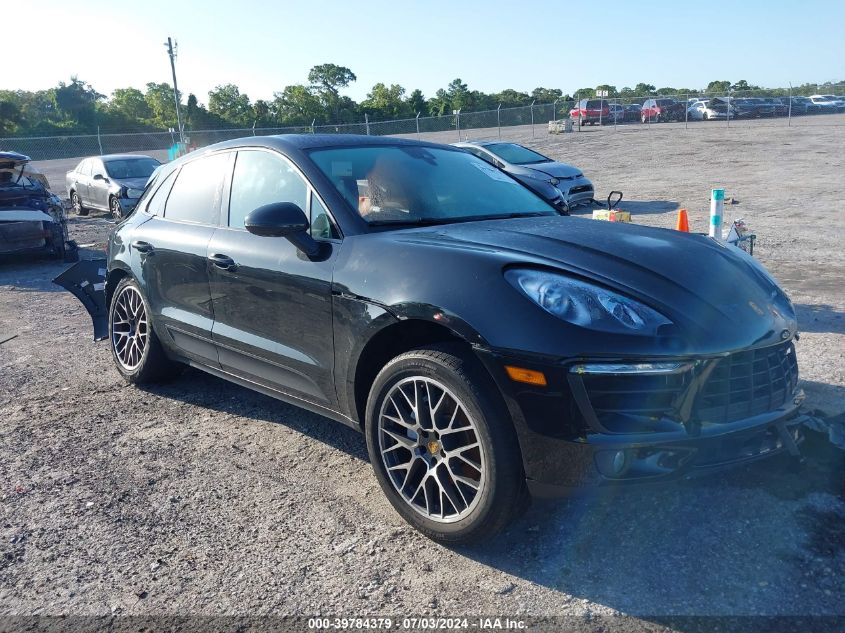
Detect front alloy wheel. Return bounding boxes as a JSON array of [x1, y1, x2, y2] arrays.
[[365, 345, 527, 544], [110, 196, 123, 220], [71, 191, 88, 216], [378, 377, 486, 522], [112, 283, 149, 371], [109, 277, 179, 383]]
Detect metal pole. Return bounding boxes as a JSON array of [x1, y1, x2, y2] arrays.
[[685, 93, 689, 129], [497, 104, 501, 139], [311, 118, 316, 134], [365, 113, 370, 135], [415, 112, 420, 139], [97, 126, 103, 155], [788, 83, 793, 127], [164, 37, 184, 144], [252, 121, 256, 136], [614, 97, 618, 131], [531, 100, 536, 138], [456, 109, 461, 140]]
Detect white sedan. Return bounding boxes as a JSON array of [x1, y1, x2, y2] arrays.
[[687, 99, 734, 120]]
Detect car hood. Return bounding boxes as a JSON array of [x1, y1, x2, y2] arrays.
[[110, 177, 150, 190], [394, 216, 797, 352], [513, 162, 582, 179]]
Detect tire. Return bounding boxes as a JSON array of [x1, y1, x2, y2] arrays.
[[703, 112, 709, 120], [641, 113, 647, 124], [109, 196, 123, 220], [71, 191, 88, 216], [109, 277, 180, 384], [365, 344, 528, 544]]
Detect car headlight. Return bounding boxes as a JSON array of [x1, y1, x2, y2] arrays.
[[126, 188, 145, 198], [548, 177, 560, 186], [505, 268, 672, 335]]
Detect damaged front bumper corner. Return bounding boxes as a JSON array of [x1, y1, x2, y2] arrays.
[[53, 259, 108, 340]]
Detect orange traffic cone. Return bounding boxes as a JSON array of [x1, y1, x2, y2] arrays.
[[676, 208, 690, 232]]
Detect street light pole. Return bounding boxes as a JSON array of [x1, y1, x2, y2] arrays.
[[164, 37, 184, 144]]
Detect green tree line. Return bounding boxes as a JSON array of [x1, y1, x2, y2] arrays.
[[1, 67, 841, 137]]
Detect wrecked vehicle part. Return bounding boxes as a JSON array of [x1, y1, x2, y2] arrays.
[[0, 152, 77, 261], [53, 259, 108, 340]]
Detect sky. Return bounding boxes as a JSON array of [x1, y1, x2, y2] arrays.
[[4, 0, 844, 104]]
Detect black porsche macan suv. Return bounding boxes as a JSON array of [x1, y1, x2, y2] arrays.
[[58, 135, 805, 543]]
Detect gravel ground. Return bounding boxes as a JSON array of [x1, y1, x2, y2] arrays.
[[1, 119, 843, 621]]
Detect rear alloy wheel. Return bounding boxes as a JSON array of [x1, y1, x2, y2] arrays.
[[109, 277, 179, 383], [365, 345, 527, 544], [109, 196, 123, 220], [641, 113, 647, 124], [71, 191, 88, 216]]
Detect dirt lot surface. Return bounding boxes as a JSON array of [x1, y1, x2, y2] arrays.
[[1, 119, 843, 621]]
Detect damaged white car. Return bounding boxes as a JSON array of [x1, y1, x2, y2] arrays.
[[0, 152, 76, 261]]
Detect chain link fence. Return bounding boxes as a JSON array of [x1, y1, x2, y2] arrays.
[[2, 85, 844, 162]]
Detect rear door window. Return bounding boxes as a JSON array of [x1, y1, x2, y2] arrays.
[[164, 153, 229, 225]]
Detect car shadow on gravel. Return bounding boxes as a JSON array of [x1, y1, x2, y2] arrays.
[[138, 367, 369, 461], [794, 303, 845, 334], [458, 424, 845, 616]]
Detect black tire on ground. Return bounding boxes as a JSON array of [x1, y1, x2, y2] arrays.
[[71, 191, 89, 216], [109, 277, 181, 384], [365, 343, 529, 544], [641, 113, 647, 124]]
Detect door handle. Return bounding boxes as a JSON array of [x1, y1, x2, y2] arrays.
[[208, 253, 237, 271], [131, 240, 154, 254]]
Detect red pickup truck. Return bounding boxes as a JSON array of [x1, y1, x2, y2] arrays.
[[569, 99, 610, 125]]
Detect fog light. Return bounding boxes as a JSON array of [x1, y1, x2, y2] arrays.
[[596, 449, 629, 477]]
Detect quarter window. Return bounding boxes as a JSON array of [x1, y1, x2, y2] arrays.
[[164, 153, 229, 225], [228, 150, 307, 229], [309, 193, 338, 239], [143, 170, 177, 216]]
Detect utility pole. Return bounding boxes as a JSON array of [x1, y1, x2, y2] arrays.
[[164, 37, 185, 143]]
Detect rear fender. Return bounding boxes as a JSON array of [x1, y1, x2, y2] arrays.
[[53, 259, 108, 340]]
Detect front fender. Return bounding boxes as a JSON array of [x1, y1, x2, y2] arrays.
[[53, 259, 108, 340]]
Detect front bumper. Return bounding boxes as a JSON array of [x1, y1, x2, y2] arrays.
[[475, 342, 805, 496], [559, 178, 594, 207]]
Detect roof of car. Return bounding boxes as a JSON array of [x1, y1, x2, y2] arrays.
[[0, 151, 31, 165]]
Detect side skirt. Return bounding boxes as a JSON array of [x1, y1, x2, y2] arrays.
[[185, 359, 361, 432]]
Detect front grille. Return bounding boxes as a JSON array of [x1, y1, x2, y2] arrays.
[[574, 341, 799, 434], [696, 341, 798, 424], [569, 185, 593, 195], [578, 370, 692, 434]]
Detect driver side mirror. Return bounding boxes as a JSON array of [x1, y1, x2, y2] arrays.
[[93, 174, 105, 181], [244, 202, 324, 258]]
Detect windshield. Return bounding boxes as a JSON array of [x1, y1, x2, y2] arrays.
[[104, 158, 161, 179], [308, 145, 557, 226], [656, 99, 676, 106], [483, 143, 550, 165]]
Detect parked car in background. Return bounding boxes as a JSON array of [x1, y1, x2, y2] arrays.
[[787, 96, 817, 114], [570, 99, 610, 125], [57, 134, 805, 543], [809, 95, 845, 111], [454, 141, 594, 210], [66, 154, 161, 219], [730, 98, 773, 118], [640, 98, 686, 123], [687, 98, 734, 120], [1, 152, 75, 261], [607, 103, 626, 123], [760, 97, 788, 116], [623, 103, 642, 121]]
